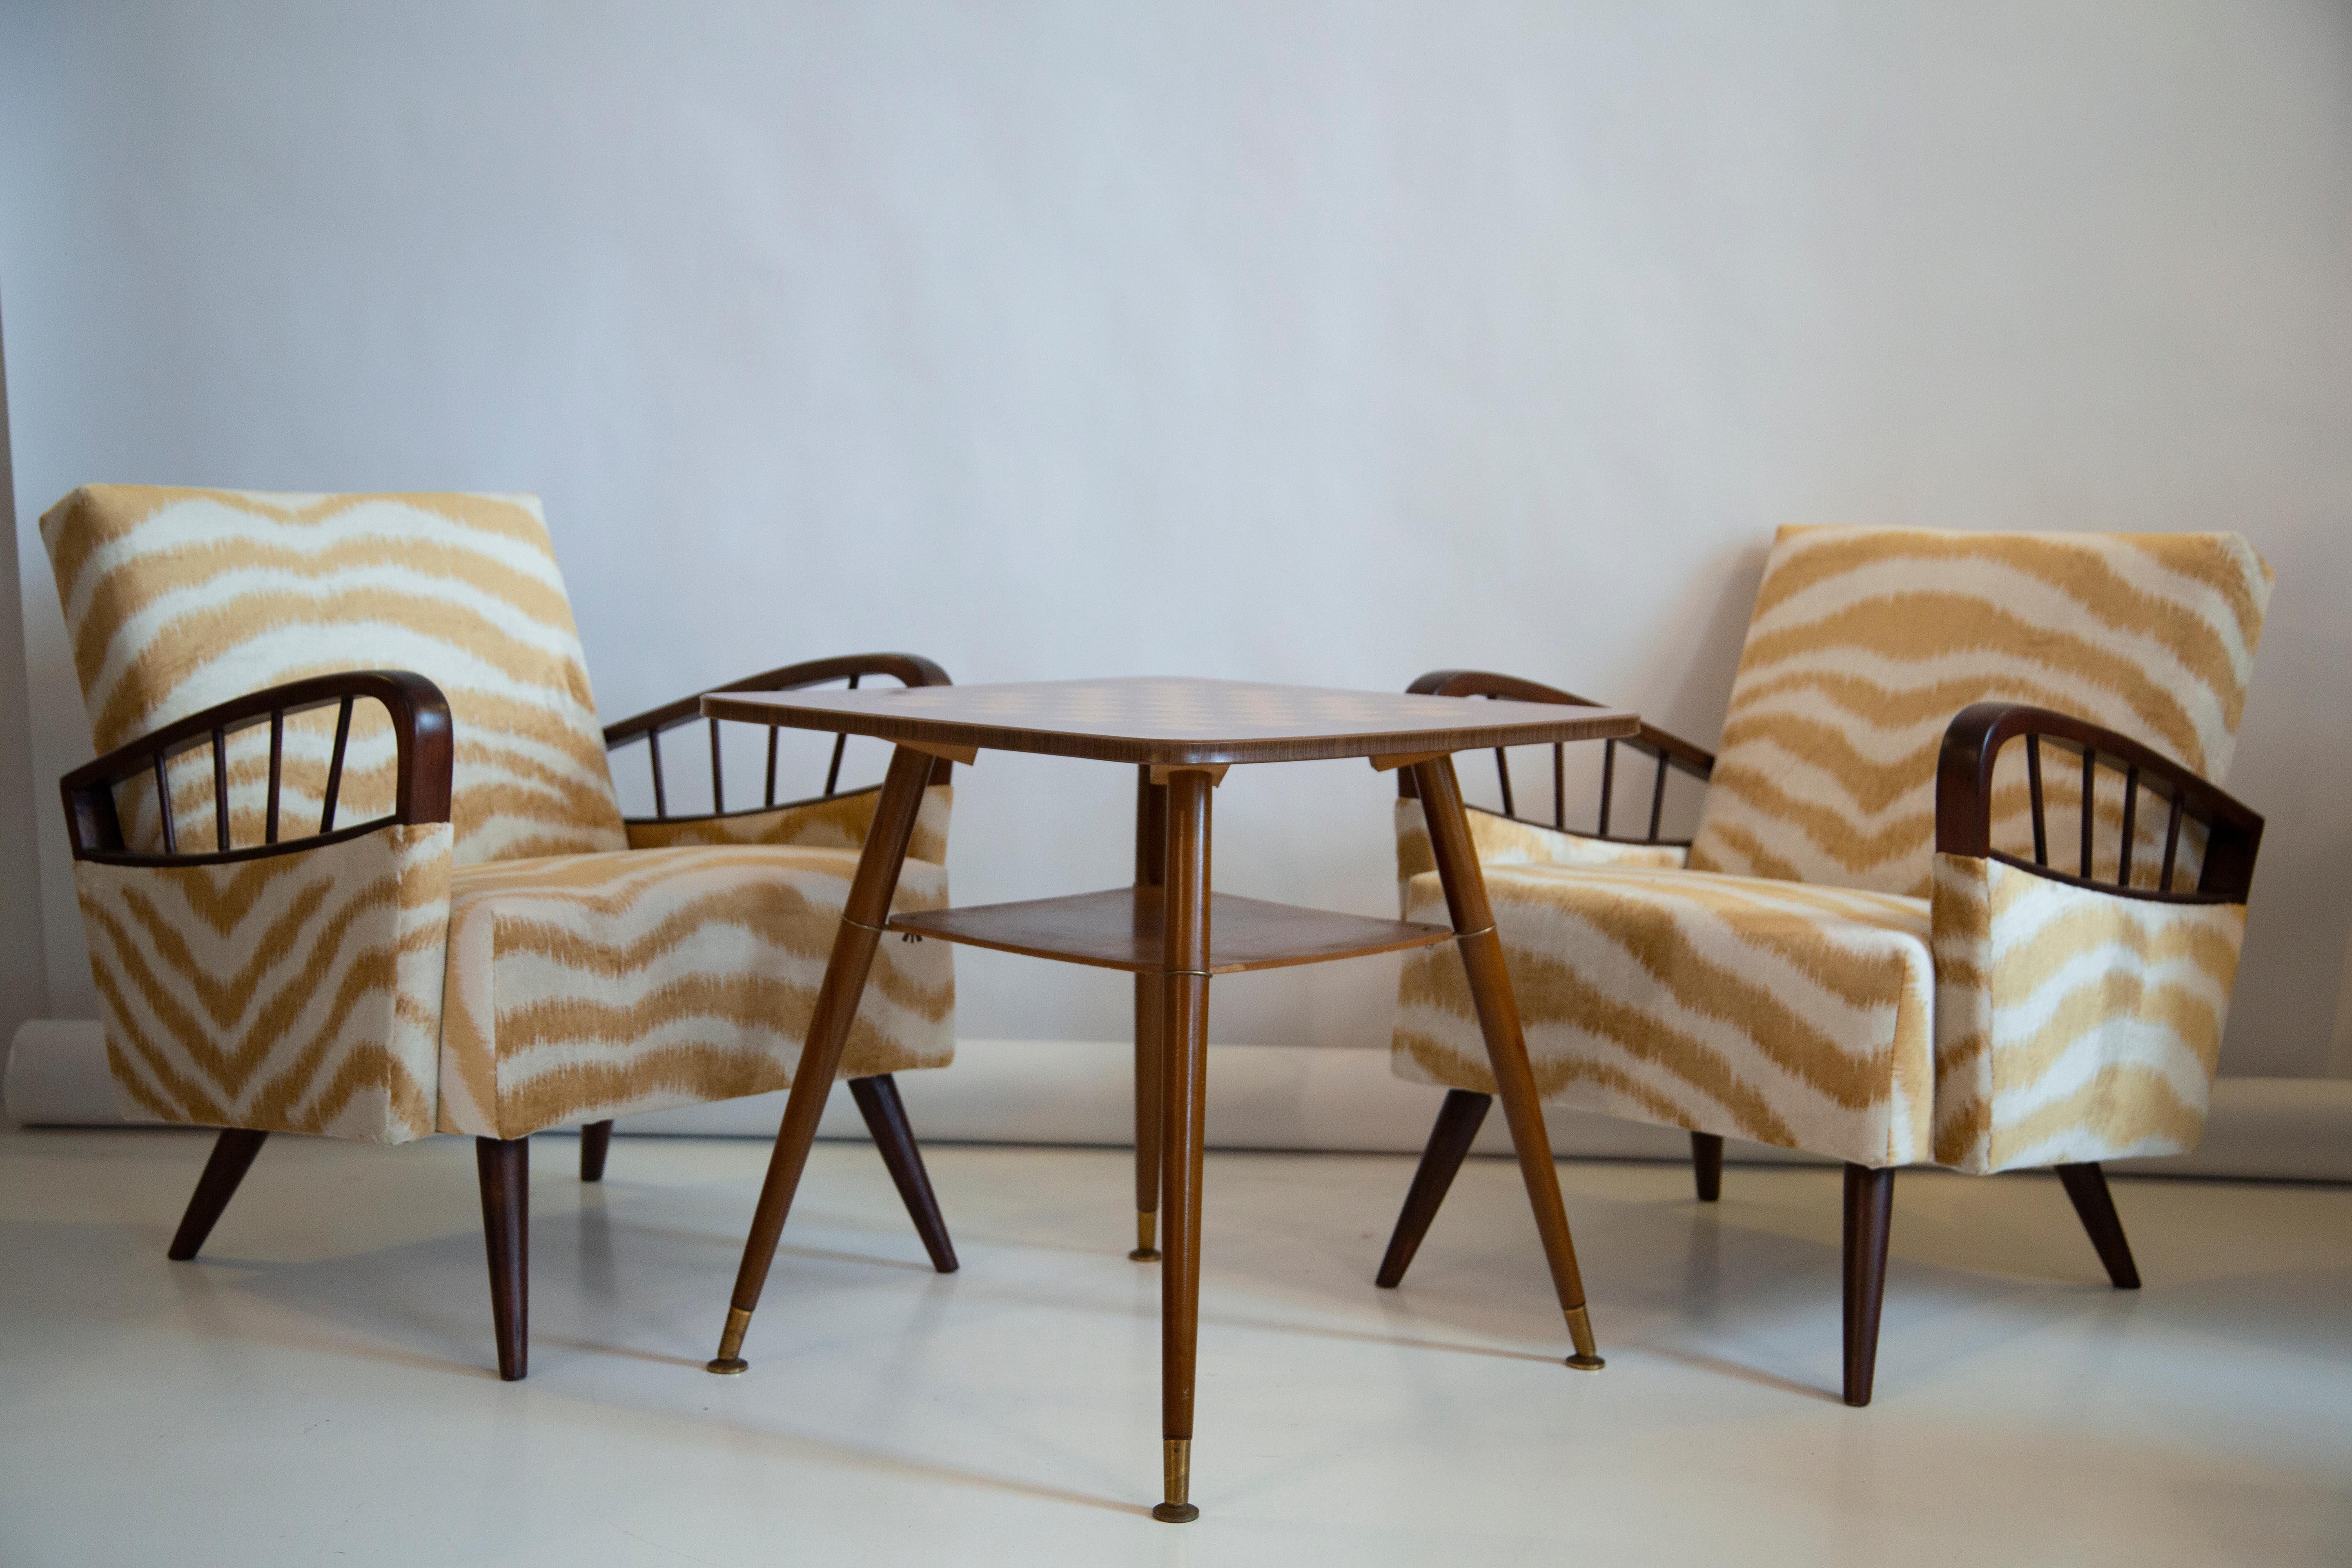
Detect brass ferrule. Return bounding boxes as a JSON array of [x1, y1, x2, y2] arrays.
[[1133, 1209, 1160, 1259], [1163, 1438, 1190, 1506], [705, 1305, 753, 1374], [1563, 1303, 1605, 1371]]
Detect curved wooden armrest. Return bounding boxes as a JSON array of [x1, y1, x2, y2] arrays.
[[1936, 702, 2263, 902], [1405, 668, 1712, 844], [603, 652, 953, 823], [60, 670, 454, 866]]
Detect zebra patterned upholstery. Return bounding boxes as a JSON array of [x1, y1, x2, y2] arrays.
[[42, 486, 954, 1144], [1394, 527, 2270, 1172]]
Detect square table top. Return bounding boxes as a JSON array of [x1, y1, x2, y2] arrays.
[[702, 676, 1637, 766]]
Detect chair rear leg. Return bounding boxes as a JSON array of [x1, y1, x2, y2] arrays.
[[476, 1136, 530, 1381], [579, 1120, 613, 1183], [1376, 1090, 1492, 1288], [849, 1075, 958, 1273], [2054, 1162, 2141, 1289], [1690, 1131, 1724, 1203], [1842, 1163, 1895, 1407], [167, 1129, 270, 1261]]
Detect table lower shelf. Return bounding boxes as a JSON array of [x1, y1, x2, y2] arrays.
[[887, 886, 1455, 975]]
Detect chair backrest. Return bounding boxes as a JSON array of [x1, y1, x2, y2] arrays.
[[1687, 526, 2271, 898], [42, 486, 628, 864]]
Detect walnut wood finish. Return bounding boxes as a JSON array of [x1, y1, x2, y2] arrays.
[[848, 1075, 959, 1274], [1155, 767, 1214, 1524], [166, 1129, 270, 1261], [1690, 1132, 1724, 1203], [2055, 1163, 2142, 1290], [1374, 1090, 1491, 1288], [1937, 702, 2264, 902], [1842, 1164, 1894, 1407], [704, 676, 1636, 768], [477, 1136, 530, 1383], [61, 669, 454, 866], [579, 1121, 613, 1183], [1408, 755, 1602, 1369], [1132, 768, 1167, 1262], [888, 888, 1454, 974], [710, 744, 939, 1372], [606, 653, 954, 826]]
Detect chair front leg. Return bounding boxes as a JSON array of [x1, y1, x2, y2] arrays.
[[1690, 1131, 1724, 1203], [1842, 1163, 1894, 1406], [167, 1129, 270, 1261], [1376, 1090, 1491, 1288], [2054, 1163, 2141, 1289], [848, 1075, 958, 1273], [477, 1136, 530, 1381], [579, 1121, 614, 1183]]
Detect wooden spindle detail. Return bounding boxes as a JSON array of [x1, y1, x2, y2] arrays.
[[708, 717, 725, 813], [1493, 747, 1515, 817], [1551, 744, 1566, 830], [2159, 794, 2183, 893], [153, 751, 177, 854], [764, 726, 779, 807], [1597, 739, 1616, 836], [320, 697, 353, 833], [1647, 753, 1668, 841], [265, 711, 283, 844], [2079, 747, 2096, 879], [2026, 734, 2047, 866], [211, 726, 231, 851], [648, 728, 668, 819], [823, 675, 860, 797], [2117, 765, 2139, 887]]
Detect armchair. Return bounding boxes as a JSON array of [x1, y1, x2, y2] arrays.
[[1377, 526, 2271, 1404], [44, 486, 961, 1379]]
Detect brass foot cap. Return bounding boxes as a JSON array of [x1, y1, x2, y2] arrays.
[[1565, 1353, 1606, 1372], [705, 1356, 749, 1376], [1129, 1247, 1162, 1262], [1152, 1503, 1200, 1523]]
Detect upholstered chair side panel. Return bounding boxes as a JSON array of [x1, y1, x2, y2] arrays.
[[624, 784, 952, 866], [437, 844, 955, 1140], [1392, 864, 1935, 1167], [73, 823, 454, 1143], [39, 486, 627, 865], [1688, 528, 2272, 898], [1930, 853, 2247, 1174], [1392, 799, 1687, 916]]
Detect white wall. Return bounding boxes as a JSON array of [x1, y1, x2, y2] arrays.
[[0, 306, 49, 1042], [3, 1, 2349, 1072]]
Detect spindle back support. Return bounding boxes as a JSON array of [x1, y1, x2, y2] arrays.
[[1399, 669, 1713, 846], [601, 652, 953, 824]]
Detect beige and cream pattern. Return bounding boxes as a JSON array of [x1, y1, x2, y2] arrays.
[[1931, 852, 2246, 1174], [74, 822, 454, 1142], [437, 842, 954, 1140], [42, 486, 628, 864], [1394, 527, 2268, 1172], [1687, 527, 2269, 898], [45, 486, 957, 1145]]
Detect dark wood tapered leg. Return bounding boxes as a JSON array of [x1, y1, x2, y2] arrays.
[[1408, 757, 1603, 1370], [1154, 766, 1213, 1524], [1376, 1090, 1491, 1288], [579, 1120, 613, 1182], [167, 1128, 269, 1261], [848, 1074, 958, 1274], [477, 1135, 530, 1382], [2054, 1162, 2141, 1289], [1691, 1131, 1724, 1203], [1842, 1162, 1894, 1407], [710, 744, 938, 1375], [1132, 767, 1167, 1261]]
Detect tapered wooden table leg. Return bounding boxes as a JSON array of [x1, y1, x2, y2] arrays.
[[1131, 768, 1168, 1260], [1408, 756, 1603, 1370], [1154, 767, 1213, 1522], [708, 744, 939, 1375]]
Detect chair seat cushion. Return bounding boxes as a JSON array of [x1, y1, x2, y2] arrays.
[[437, 844, 953, 1139], [1394, 863, 1934, 1167]]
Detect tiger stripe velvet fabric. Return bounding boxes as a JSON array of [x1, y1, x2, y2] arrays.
[[438, 841, 954, 1140], [1393, 528, 2267, 1172], [1687, 526, 2269, 898], [42, 487, 629, 864], [44, 487, 958, 1144], [74, 823, 454, 1142]]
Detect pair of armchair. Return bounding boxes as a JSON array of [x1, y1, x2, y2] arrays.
[[43, 486, 964, 1379], [1379, 526, 2270, 1404]]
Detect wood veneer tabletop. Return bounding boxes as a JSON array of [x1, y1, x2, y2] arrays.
[[701, 676, 1638, 766]]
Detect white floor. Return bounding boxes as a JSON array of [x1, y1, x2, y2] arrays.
[[2, 1125, 2347, 1567]]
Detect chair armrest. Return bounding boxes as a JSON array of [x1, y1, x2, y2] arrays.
[[1935, 702, 2263, 902], [1404, 668, 1713, 843], [60, 670, 453, 867], [603, 652, 953, 824]]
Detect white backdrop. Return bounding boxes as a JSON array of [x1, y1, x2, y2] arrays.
[[4, 1, 2350, 1074]]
